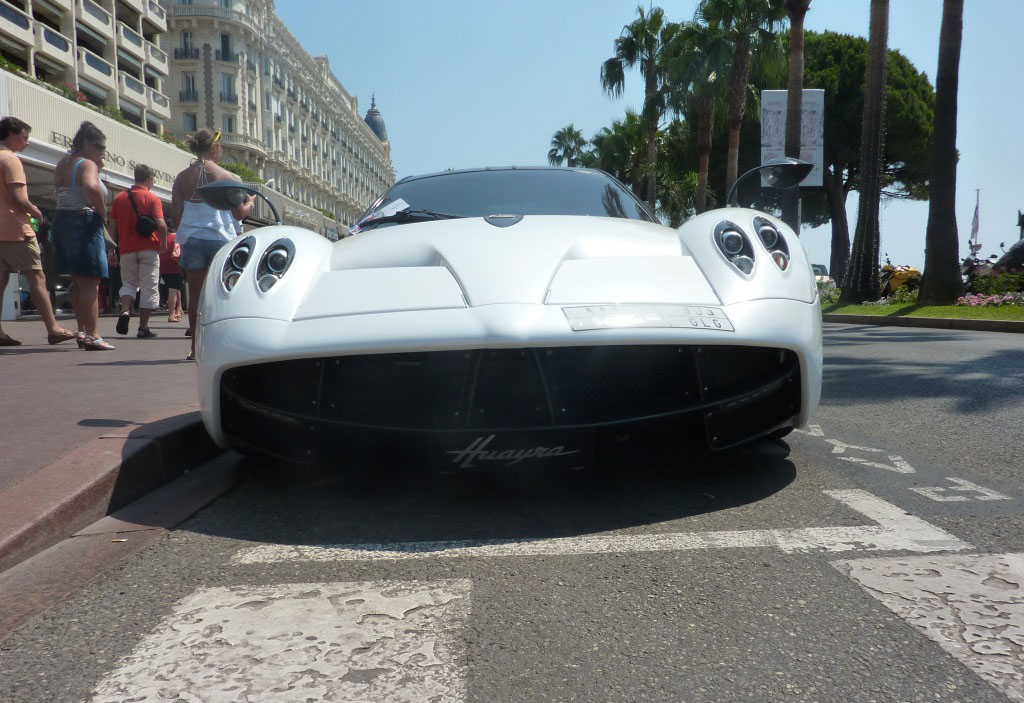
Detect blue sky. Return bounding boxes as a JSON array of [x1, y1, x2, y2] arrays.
[[278, 1, 1024, 272]]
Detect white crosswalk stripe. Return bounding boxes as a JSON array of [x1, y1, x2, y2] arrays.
[[232, 489, 971, 564], [835, 553, 1024, 702], [90, 580, 471, 703]]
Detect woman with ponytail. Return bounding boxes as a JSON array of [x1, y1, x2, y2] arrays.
[[170, 128, 253, 360]]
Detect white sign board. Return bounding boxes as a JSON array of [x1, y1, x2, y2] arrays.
[[761, 89, 824, 187]]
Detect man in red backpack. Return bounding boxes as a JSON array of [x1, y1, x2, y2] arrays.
[[108, 164, 167, 338]]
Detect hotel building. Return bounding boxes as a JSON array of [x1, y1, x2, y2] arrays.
[[165, 0, 395, 232]]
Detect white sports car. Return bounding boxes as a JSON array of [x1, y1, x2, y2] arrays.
[[195, 165, 822, 470]]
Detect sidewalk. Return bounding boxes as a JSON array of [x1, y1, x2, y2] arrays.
[[0, 315, 221, 572]]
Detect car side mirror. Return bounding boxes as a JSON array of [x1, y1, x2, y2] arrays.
[[197, 180, 281, 225], [725, 157, 813, 207]]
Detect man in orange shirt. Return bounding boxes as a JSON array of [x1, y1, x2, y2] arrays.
[[108, 164, 167, 338], [0, 117, 74, 346]]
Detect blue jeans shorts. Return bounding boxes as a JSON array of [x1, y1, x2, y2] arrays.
[[179, 238, 227, 272], [53, 210, 108, 278]]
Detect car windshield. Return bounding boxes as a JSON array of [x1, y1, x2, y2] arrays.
[[354, 168, 656, 231], [812, 265, 829, 276]]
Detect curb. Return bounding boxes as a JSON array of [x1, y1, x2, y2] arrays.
[[822, 314, 1024, 333], [0, 410, 223, 574]]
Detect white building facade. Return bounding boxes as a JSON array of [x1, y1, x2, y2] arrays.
[[165, 0, 394, 232], [0, 0, 171, 134]]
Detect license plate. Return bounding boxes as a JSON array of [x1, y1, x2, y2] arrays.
[[563, 304, 734, 332], [436, 431, 594, 471]]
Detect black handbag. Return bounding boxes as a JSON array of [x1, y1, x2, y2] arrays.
[[127, 190, 158, 237]]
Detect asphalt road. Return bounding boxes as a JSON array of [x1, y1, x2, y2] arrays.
[[2, 323, 1023, 703]]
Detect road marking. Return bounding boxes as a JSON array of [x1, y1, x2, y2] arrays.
[[834, 553, 1024, 702], [232, 490, 970, 564], [910, 477, 1013, 503], [825, 439, 916, 473], [90, 580, 471, 703], [793, 424, 824, 436]]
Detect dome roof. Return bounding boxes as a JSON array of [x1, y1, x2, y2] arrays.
[[364, 95, 388, 142]]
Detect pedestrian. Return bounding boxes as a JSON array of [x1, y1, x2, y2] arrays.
[[170, 129, 253, 360], [51, 121, 115, 350], [108, 164, 168, 338], [0, 116, 75, 346], [160, 228, 184, 323]]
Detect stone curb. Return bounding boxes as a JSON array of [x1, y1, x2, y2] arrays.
[[822, 314, 1024, 333], [0, 410, 222, 574]]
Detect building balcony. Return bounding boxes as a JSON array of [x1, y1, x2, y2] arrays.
[[219, 91, 238, 105], [42, 0, 73, 12], [0, 1, 33, 47], [33, 22, 73, 68], [215, 49, 239, 64], [116, 21, 145, 62], [179, 89, 198, 103], [77, 47, 115, 90], [173, 46, 199, 61], [146, 40, 167, 75], [76, 0, 113, 39], [147, 86, 170, 120], [143, 0, 166, 34], [170, 3, 255, 35], [220, 133, 266, 156], [120, 0, 143, 14], [118, 70, 147, 106]]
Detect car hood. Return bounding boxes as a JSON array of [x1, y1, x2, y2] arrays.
[[310, 215, 719, 309]]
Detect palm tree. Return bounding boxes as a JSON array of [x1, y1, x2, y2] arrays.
[[697, 0, 787, 195], [548, 124, 588, 167], [589, 111, 648, 198], [665, 20, 730, 213], [840, 0, 889, 303], [781, 0, 811, 230], [601, 5, 678, 211], [917, 0, 965, 304]]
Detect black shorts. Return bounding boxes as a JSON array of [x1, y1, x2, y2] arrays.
[[162, 272, 184, 290]]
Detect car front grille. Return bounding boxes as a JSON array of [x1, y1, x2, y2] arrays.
[[220, 345, 801, 460]]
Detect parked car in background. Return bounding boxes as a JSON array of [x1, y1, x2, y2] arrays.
[[812, 264, 836, 289]]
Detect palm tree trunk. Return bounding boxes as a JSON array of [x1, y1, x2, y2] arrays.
[[724, 36, 751, 196], [823, 160, 850, 287], [840, 0, 888, 304], [696, 94, 715, 213], [782, 3, 809, 231], [918, 0, 965, 304], [644, 62, 659, 211]]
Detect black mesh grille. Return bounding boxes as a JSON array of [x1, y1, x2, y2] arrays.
[[221, 345, 799, 438]]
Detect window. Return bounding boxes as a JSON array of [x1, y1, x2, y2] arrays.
[[221, 73, 234, 94], [220, 33, 230, 55], [180, 31, 192, 50], [182, 72, 196, 93], [184, 113, 197, 132], [219, 0, 230, 7], [265, 92, 271, 110], [222, 114, 235, 133]]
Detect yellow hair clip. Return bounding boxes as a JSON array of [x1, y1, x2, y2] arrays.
[[212, 130, 222, 144]]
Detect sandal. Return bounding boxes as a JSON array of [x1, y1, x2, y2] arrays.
[[82, 335, 116, 351], [75, 331, 87, 349], [186, 351, 196, 361], [47, 329, 76, 345]]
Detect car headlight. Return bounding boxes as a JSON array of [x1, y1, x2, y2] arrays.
[[754, 217, 790, 272], [255, 238, 295, 293], [714, 221, 756, 277], [222, 236, 256, 292]]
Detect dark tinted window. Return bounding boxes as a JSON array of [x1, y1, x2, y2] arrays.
[[358, 169, 655, 228]]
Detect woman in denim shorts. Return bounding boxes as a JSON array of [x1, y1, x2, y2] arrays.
[[170, 129, 253, 359], [52, 122, 115, 350]]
